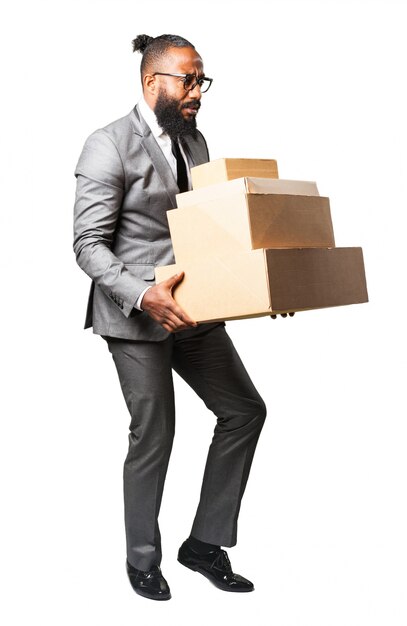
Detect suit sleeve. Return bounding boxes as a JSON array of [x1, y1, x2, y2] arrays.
[[73, 130, 147, 318]]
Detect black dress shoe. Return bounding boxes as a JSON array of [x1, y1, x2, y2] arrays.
[[177, 541, 254, 592], [126, 560, 171, 600]]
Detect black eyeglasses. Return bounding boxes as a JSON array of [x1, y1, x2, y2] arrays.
[[152, 72, 213, 93]]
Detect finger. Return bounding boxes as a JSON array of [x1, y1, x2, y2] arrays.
[[171, 326, 190, 333], [280, 313, 287, 318], [159, 275, 197, 326], [164, 271, 185, 289], [159, 310, 189, 331], [289, 312, 295, 317], [161, 306, 195, 331], [162, 318, 185, 333], [162, 321, 177, 333], [166, 302, 197, 326], [270, 314, 277, 319]]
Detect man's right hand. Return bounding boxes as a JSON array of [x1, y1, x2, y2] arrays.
[[141, 272, 198, 333]]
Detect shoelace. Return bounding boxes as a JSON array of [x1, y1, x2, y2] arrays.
[[138, 566, 161, 580], [211, 549, 232, 572]]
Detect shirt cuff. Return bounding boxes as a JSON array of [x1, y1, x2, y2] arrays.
[[135, 286, 152, 311]]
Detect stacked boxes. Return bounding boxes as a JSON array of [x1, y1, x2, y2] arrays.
[[155, 158, 368, 322]]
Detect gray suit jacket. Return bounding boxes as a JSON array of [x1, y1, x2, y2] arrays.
[[74, 105, 209, 341]]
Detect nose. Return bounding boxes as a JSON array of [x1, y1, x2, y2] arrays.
[[189, 81, 202, 98]]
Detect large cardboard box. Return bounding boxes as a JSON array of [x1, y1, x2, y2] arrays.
[[168, 194, 335, 261], [155, 247, 368, 323], [176, 177, 320, 209], [191, 158, 279, 189]]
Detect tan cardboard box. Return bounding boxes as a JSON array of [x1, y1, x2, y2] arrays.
[[191, 158, 279, 189], [177, 177, 320, 209], [168, 194, 335, 261], [155, 247, 368, 323]]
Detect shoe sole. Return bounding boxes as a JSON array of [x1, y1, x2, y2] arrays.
[[177, 557, 254, 593], [134, 587, 171, 601]]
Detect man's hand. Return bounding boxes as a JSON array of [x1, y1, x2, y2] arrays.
[[270, 312, 296, 319], [141, 272, 197, 333]]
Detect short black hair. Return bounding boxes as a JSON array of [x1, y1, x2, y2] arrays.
[[132, 34, 196, 78]]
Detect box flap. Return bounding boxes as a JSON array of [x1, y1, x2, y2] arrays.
[[177, 177, 320, 208]]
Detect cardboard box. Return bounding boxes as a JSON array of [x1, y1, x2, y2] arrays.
[[155, 247, 368, 323], [177, 177, 320, 209], [168, 194, 335, 261], [191, 158, 279, 189]]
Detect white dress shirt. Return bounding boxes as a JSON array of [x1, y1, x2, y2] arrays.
[[135, 97, 192, 310]]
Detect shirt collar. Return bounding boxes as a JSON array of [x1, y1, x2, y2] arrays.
[[138, 96, 166, 140]]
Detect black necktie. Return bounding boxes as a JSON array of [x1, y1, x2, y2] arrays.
[[171, 139, 189, 193]]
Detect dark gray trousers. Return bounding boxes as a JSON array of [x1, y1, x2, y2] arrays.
[[105, 324, 266, 571]]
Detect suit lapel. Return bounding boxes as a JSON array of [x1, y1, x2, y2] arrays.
[[182, 133, 209, 168], [132, 105, 178, 209]]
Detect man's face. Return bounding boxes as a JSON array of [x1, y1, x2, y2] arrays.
[[152, 47, 204, 139]]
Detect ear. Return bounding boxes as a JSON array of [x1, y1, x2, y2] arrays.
[[143, 73, 157, 96]]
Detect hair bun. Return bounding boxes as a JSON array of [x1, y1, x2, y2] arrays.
[[132, 34, 154, 53]]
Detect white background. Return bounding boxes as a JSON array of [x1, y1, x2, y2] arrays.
[[1, 0, 406, 624]]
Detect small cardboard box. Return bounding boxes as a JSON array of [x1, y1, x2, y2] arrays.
[[191, 158, 279, 189], [168, 194, 335, 261], [155, 247, 368, 323], [177, 177, 320, 209]]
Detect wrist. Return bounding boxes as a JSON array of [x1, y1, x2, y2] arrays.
[[135, 286, 152, 311]]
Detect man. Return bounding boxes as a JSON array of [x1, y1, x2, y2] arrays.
[[73, 33, 266, 601]]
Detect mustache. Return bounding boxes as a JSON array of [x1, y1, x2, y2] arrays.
[[181, 100, 201, 110]]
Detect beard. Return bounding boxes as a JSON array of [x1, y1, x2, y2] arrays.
[[154, 90, 200, 140]]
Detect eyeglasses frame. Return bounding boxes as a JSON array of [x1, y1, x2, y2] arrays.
[[152, 72, 213, 93]]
